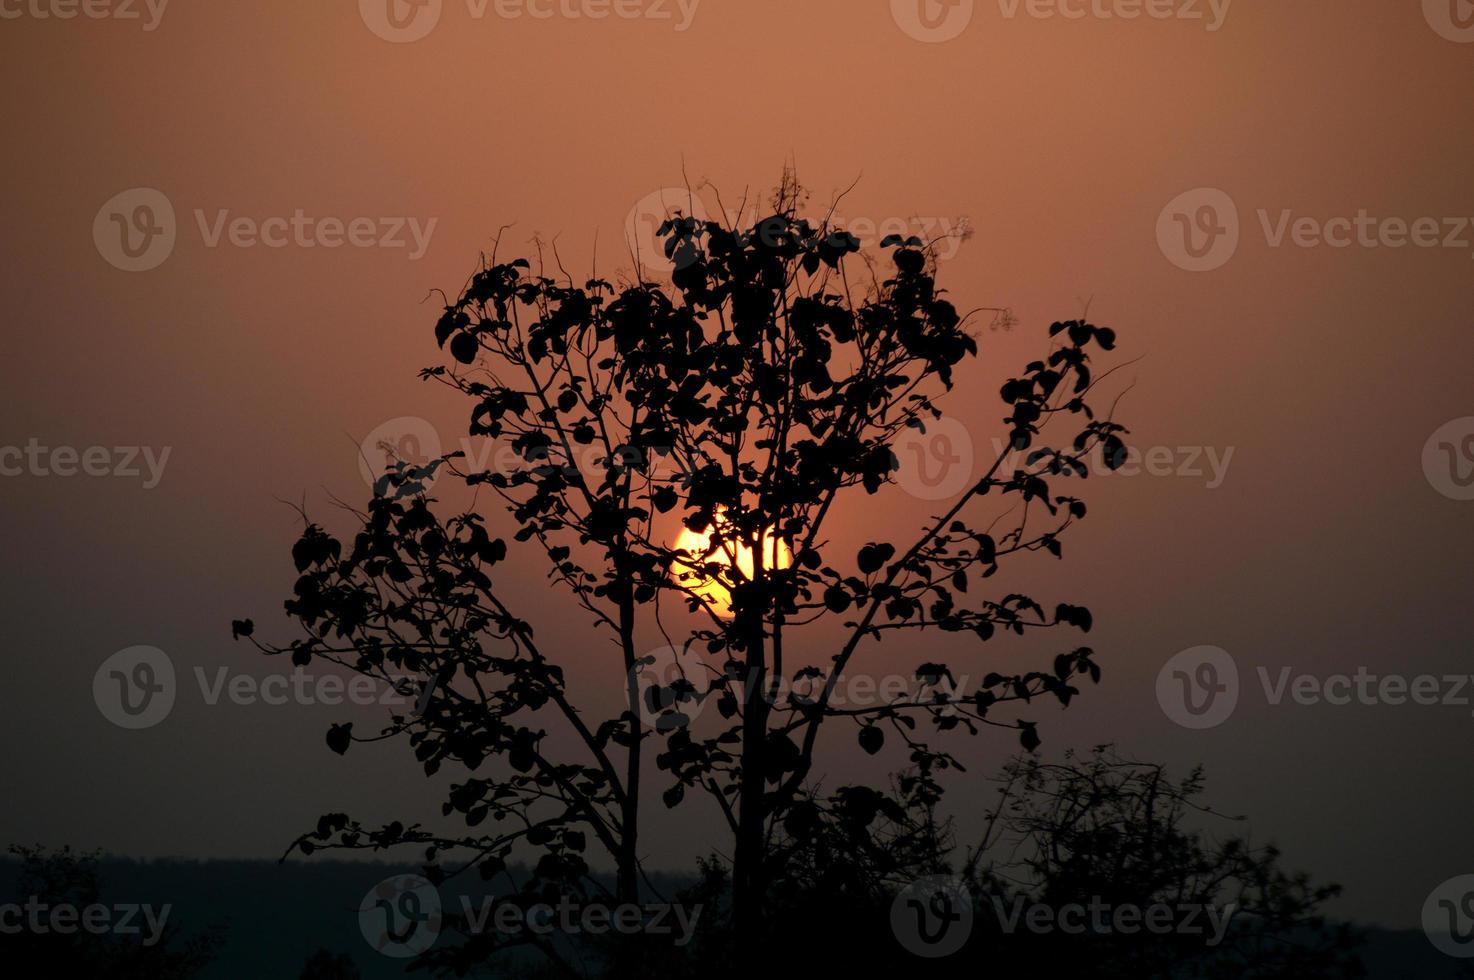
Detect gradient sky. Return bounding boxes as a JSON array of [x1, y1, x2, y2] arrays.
[[2, 0, 1472, 931]]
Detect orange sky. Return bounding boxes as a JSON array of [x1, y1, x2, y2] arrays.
[[1, 0, 1472, 929]]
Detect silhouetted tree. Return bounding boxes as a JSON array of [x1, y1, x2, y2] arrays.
[[298, 947, 360, 979], [237, 176, 1132, 975], [963, 747, 1366, 978], [652, 749, 1364, 979], [0, 845, 220, 978]]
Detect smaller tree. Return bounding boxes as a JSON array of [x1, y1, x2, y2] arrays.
[[298, 947, 361, 980], [963, 747, 1366, 978], [658, 749, 1364, 979], [0, 846, 221, 979]]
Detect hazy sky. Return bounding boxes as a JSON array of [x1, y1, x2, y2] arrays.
[[2, 0, 1472, 931]]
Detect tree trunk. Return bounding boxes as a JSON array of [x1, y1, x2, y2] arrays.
[[732, 624, 768, 948], [618, 595, 640, 907]]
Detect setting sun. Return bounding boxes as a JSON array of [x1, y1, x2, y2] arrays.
[[672, 521, 792, 617]]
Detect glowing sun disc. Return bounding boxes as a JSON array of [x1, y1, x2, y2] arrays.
[[673, 524, 792, 617]]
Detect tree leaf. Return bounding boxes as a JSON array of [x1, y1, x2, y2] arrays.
[[450, 331, 480, 365], [326, 723, 353, 756]]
